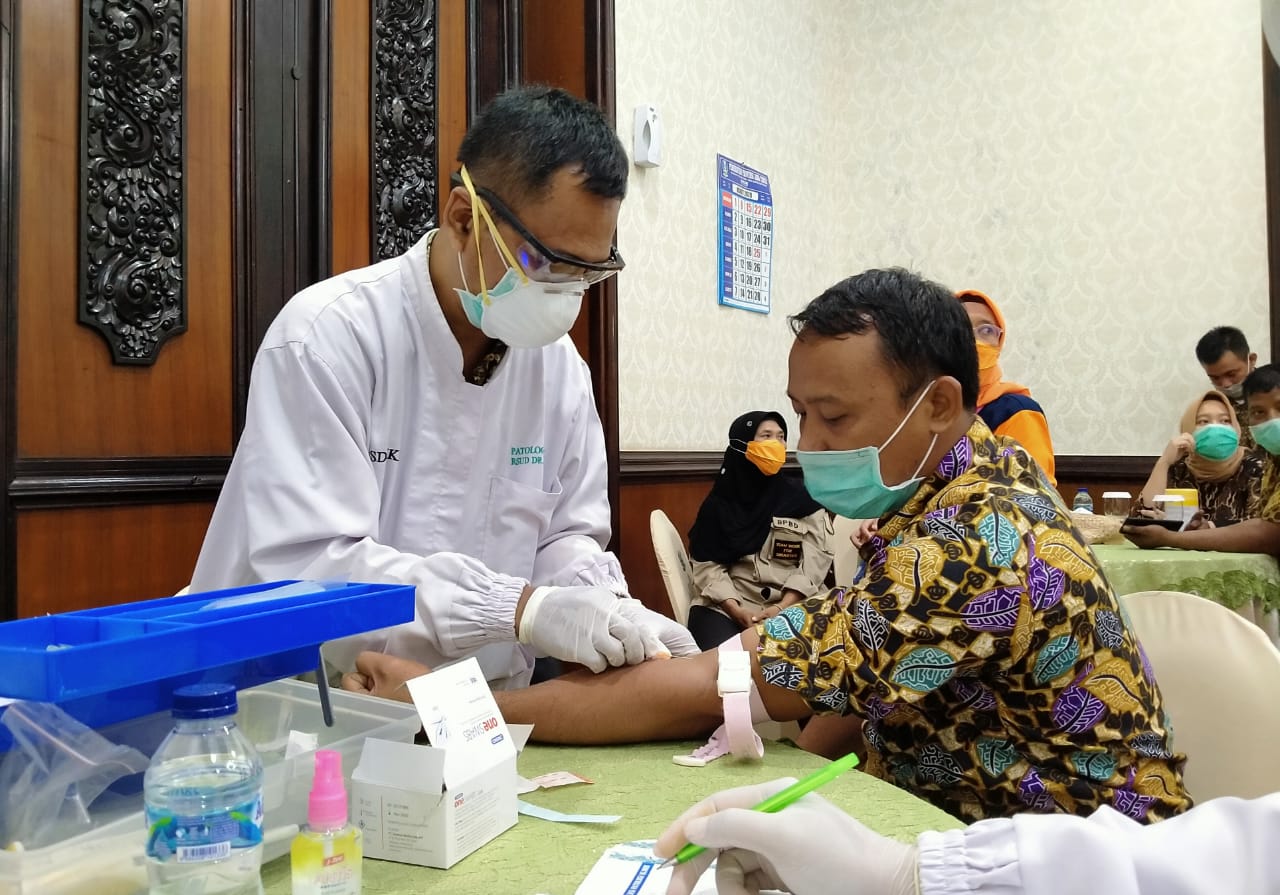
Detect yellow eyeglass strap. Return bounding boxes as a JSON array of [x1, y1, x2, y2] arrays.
[[458, 166, 528, 294]]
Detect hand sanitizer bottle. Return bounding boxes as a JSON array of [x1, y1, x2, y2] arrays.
[[291, 750, 362, 895]]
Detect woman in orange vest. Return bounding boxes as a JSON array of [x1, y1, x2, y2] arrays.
[[957, 289, 1056, 485]]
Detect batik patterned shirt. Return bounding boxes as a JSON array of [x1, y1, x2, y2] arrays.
[[1256, 452, 1280, 524], [756, 418, 1190, 823]]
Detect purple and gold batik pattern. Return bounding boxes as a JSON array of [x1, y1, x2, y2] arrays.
[[758, 419, 1191, 823]]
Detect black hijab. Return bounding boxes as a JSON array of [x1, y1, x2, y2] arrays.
[[687, 411, 823, 565]]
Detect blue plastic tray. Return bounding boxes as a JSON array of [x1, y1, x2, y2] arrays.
[[0, 580, 415, 736]]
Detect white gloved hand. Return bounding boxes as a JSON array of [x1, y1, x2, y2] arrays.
[[614, 598, 700, 659], [656, 778, 918, 895], [517, 587, 697, 672]]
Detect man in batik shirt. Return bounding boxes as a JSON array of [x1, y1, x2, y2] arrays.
[[345, 268, 1191, 823]]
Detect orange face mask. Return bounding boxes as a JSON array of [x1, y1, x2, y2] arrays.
[[744, 439, 786, 475], [976, 343, 1002, 388]]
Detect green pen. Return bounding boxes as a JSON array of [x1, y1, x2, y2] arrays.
[[659, 751, 861, 869]]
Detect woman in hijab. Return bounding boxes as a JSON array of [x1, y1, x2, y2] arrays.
[[1140, 389, 1264, 526], [958, 289, 1057, 484], [855, 290, 1057, 548], [686, 411, 834, 651]]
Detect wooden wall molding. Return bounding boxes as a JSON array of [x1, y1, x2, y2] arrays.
[[9, 457, 229, 508], [620, 451, 1158, 485], [620, 451, 723, 483], [1054, 455, 1156, 483], [80, 0, 186, 365], [371, 0, 437, 260]]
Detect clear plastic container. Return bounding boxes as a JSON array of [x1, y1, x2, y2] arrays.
[[0, 680, 419, 895], [1153, 494, 1186, 523], [1102, 491, 1132, 518], [144, 684, 264, 895]]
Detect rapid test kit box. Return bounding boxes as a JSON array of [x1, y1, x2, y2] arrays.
[[350, 657, 521, 869]]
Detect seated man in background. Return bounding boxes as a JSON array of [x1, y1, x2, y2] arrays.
[[347, 268, 1190, 824], [1125, 364, 1280, 555], [190, 87, 695, 689], [1195, 325, 1259, 447]]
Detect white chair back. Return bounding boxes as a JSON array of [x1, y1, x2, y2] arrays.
[[649, 509, 695, 626], [1120, 589, 1280, 801]]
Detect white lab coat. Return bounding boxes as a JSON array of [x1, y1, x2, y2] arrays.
[[190, 231, 626, 688], [917, 794, 1280, 894]]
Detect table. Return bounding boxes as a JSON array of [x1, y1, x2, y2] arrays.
[[1093, 542, 1280, 644], [262, 740, 962, 895]]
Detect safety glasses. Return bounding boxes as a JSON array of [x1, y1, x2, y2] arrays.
[[450, 172, 625, 286]]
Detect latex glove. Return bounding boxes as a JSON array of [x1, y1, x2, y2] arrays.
[[656, 778, 917, 895], [614, 597, 700, 658], [518, 586, 696, 672]]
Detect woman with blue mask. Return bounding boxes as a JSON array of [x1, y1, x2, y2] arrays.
[[1138, 390, 1264, 527]]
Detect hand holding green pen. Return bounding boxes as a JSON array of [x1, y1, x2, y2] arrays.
[[658, 752, 861, 868], [655, 753, 918, 895]]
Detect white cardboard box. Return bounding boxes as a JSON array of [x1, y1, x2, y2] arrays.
[[350, 658, 520, 869]]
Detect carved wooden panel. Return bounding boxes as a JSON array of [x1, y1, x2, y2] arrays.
[[372, 0, 438, 260], [81, 0, 186, 365]]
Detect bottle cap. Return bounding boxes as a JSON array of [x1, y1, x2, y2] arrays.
[[307, 749, 348, 829], [171, 683, 238, 719]]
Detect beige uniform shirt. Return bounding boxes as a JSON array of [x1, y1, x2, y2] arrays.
[[691, 509, 834, 612]]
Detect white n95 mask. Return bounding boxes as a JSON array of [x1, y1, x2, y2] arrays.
[[453, 165, 588, 348], [456, 254, 585, 348]]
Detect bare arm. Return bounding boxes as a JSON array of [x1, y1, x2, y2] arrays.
[[793, 712, 867, 761], [1140, 435, 1193, 506], [1124, 517, 1280, 554], [492, 627, 813, 744], [344, 632, 816, 746]]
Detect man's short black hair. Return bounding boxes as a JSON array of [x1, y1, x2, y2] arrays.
[[457, 86, 628, 205], [789, 268, 979, 411], [1195, 326, 1251, 366], [1243, 363, 1280, 400]]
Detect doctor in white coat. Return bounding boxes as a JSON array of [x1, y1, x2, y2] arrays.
[[191, 86, 696, 688]]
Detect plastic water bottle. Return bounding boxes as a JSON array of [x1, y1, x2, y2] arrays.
[[144, 683, 265, 895], [1072, 487, 1094, 513]]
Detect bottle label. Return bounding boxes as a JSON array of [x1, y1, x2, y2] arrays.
[[293, 861, 362, 895], [145, 794, 264, 863]]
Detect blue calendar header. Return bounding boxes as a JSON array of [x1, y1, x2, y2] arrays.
[[717, 154, 773, 314]]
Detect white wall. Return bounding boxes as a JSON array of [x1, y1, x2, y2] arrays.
[[614, 0, 1269, 454]]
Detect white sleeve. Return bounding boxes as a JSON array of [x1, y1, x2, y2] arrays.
[[231, 343, 525, 663], [917, 794, 1280, 895], [529, 365, 628, 593]]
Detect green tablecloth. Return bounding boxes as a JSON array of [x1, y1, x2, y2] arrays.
[[1093, 542, 1280, 641], [262, 740, 961, 895], [1093, 542, 1280, 610]]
